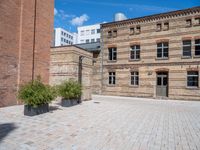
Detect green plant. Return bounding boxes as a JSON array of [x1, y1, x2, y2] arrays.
[[58, 80, 82, 99], [17, 77, 57, 107]]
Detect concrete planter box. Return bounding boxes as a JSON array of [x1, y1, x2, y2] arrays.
[[24, 104, 49, 116], [61, 99, 78, 107]]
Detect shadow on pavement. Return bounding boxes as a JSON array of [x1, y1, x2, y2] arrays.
[[0, 123, 17, 143], [49, 105, 62, 112]]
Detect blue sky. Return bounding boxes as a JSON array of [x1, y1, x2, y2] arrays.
[[54, 0, 200, 32]]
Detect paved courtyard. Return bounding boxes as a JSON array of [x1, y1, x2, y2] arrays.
[[0, 95, 200, 150]]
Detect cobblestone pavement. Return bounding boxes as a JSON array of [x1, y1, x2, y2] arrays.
[[0, 95, 200, 150]]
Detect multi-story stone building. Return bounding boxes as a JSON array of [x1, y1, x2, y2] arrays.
[[97, 6, 200, 100], [0, 0, 54, 107]]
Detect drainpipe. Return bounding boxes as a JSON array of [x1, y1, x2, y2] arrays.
[[78, 55, 84, 103], [32, 0, 37, 81], [100, 26, 104, 94]]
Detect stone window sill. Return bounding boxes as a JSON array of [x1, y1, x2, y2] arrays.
[[129, 85, 139, 88], [181, 56, 192, 59], [107, 84, 116, 87], [186, 87, 199, 90], [193, 55, 200, 58], [107, 60, 117, 63], [129, 59, 141, 62], [155, 58, 169, 60]]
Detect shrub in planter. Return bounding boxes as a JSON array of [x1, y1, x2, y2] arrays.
[[18, 77, 57, 116], [58, 80, 82, 107]]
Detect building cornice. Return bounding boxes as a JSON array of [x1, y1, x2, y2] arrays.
[[101, 6, 200, 28]]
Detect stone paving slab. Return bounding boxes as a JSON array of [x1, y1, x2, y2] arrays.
[[0, 95, 200, 150]]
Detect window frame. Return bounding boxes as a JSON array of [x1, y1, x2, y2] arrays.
[[182, 40, 192, 57], [130, 45, 140, 60], [186, 19, 192, 27], [130, 71, 139, 86], [108, 47, 117, 61], [187, 71, 199, 88], [157, 42, 169, 59], [195, 39, 200, 56], [156, 23, 162, 31], [108, 72, 116, 85]]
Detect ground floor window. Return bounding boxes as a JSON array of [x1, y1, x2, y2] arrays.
[[187, 71, 199, 87], [109, 72, 116, 85], [131, 72, 139, 86]]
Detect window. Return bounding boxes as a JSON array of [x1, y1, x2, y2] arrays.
[[187, 71, 199, 87], [96, 38, 100, 42], [108, 47, 117, 61], [130, 45, 140, 60], [113, 30, 117, 37], [182, 40, 191, 57], [61, 31, 64, 35], [86, 30, 90, 35], [186, 19, 192, 27], [109, 72, 116, 85], [86, 39, 90, 43], [195, 18, 200, 25], [91, 39, 95, 43], [156, 23, 162, 31], [163, 22, 169, 30], [61, 37, 64, 42], [108, 31, 112, 38], [97, 29, 100, 33], [136, 26, 141, 34], [195, 39, 200, 56], [157, 42, 169, 58], [81, 30, 84, 36], [80, 40, 84, 43], [91, 29, 95, 34], [131, 72, 139, 86], [130, 27, 134, 35]]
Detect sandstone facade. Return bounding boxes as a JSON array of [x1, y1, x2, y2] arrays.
[[50, 46, 93, 100], [0, 0, 54, 107], [98, 7, 200, 100]]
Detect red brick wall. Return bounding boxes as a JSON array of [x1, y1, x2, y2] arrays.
[[0, 0, 54, 107]]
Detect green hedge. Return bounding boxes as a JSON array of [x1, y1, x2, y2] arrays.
[[58, 80, 82, 99], [18, 77, 57, 107]]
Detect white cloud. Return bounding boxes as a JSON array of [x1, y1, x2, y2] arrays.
[[54, 8, 58, 16], [70, 14, 89, 26]]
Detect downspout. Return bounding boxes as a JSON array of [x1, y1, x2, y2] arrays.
[[32, 0, 37, 81], [100, 25, 104, 94], [78, 56, 84, 103]]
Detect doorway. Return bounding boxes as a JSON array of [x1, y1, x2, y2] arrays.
[[156, 72, 168, 97]]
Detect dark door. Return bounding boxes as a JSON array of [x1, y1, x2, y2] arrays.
[[156, 72, 168, 97]]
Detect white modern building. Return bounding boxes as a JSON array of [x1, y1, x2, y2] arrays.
[[53, 28, 77, 46], [77, 24, 101, 44]]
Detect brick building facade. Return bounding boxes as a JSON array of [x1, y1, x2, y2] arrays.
[[96, 7, 200, 100], [0, 0, 54, 107], [50, 46, 93, 100]]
